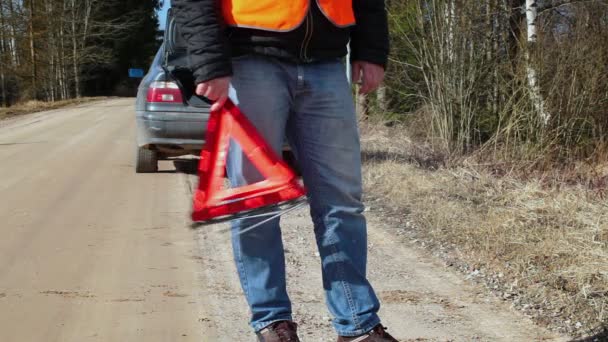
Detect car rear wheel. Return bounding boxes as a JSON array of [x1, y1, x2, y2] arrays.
[[135, 146, 158, 173]]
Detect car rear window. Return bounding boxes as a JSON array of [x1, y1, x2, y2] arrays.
[[165, 15, 189, 68], [166, 14, 187, 54]]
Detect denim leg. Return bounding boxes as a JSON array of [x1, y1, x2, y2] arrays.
[[288, 61, 381, 337], [227, 56, 294, 332]]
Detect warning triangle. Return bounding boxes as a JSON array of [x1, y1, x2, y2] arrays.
[[192, 99, 307, 223]]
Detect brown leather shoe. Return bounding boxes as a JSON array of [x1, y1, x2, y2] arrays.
[[256, 320, 301, 342], [337, 324, 399, 342]]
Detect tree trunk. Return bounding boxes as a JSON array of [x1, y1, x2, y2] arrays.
[[485, 0, 500, 114], [445, 0, 456, 63], [525, 0, 550, 124], [7, 0, 17, 66], [60, 0, 68, 99], [28, 0, 38, 99], [71, 0, 81, 98], [0, 68, 5, 106], [508, 0, 524, 65], [45, 0, 55, 101], [0, 0, 7, 106], [82, 0, 92, 47]]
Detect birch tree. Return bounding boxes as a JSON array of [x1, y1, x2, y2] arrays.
[[27, 0, 37, 98], [0, 0, 162, 105], [525, 0, 550, 125]]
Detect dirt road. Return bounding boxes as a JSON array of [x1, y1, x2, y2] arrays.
[[0, 99, 569, 341]]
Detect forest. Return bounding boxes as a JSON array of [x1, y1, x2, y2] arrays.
[[3, 0, 607, 171], [0, 0, 606, 337], [378, 0, 607, 174], [0, 0, 162, 105]]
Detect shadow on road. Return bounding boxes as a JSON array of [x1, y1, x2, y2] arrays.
[[173, 159, 199, 175], [155, 159, 199, 175], [569, 329, 607, 342], [0, 141, 46, 146]]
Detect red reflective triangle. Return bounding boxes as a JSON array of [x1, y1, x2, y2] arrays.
[[192, 99, 306, 222]]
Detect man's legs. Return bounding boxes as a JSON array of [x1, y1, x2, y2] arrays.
[[226, 55, 294, 332], [287, 60, 381, 337], [226, 55, 381, 336]]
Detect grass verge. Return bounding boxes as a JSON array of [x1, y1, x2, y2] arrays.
[[0, 97, 108, 120], [360, 120, 608, 338]]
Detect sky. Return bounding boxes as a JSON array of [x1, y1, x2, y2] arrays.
[[158, 0, 171, 30]]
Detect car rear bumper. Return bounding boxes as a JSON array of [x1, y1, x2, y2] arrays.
[[136, 111, 208, 150]]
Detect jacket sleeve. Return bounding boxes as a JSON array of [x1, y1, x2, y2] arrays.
[[350, 0, 390, 68], [172, 0, 232, 84]]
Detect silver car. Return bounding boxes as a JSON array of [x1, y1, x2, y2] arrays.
[[135, 10, 210, 173], [135, 9, 297, 174]]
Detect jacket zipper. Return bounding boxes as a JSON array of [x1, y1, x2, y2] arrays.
[[300, 10, 314, 62]]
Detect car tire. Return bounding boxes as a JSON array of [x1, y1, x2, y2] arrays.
[[135, 146, 158, 173]]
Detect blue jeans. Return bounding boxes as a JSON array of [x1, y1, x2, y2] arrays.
[[226, 55, 381, 337]]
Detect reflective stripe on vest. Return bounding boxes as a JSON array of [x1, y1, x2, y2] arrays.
[[222, 0, 355, 32]]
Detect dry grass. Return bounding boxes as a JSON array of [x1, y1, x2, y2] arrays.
[[0, 97, 107, 119], [360, 120, 608, 337]]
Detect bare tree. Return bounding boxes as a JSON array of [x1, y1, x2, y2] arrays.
[[0, 0, 8, 106], [525, 0, 550, 124], [27, 0, 37, 99]]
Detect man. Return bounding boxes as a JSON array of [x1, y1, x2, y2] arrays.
[[173, 1, 395, 341]]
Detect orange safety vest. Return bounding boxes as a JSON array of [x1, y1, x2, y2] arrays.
[[222, 0, 356, 32]]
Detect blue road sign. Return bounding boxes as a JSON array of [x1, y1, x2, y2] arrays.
[[129, 68, 144, 78]]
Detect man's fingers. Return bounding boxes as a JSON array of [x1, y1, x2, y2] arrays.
[[210, 94, 228, 112], [204, 85, 217, 100], [196, 83, 208, 97], [198, 83, 222, 100], [195, 76, 231, 109], [359, 79, 367, 94], [360, 82, 372, 95], [360, 77, 380, 95], [361, 67, 384, 94], [360, 68, 372, 94], [210, 102, 221, 112], [364, 65, 374, 88]]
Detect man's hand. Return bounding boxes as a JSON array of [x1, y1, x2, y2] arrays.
[[351, 61, 385, 95], [195, 76, 231, 112]]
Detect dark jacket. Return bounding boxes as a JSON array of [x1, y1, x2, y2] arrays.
[[173, 0, 389, 84]]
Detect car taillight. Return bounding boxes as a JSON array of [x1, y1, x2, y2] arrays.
[[146, 81, 184, 103]]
